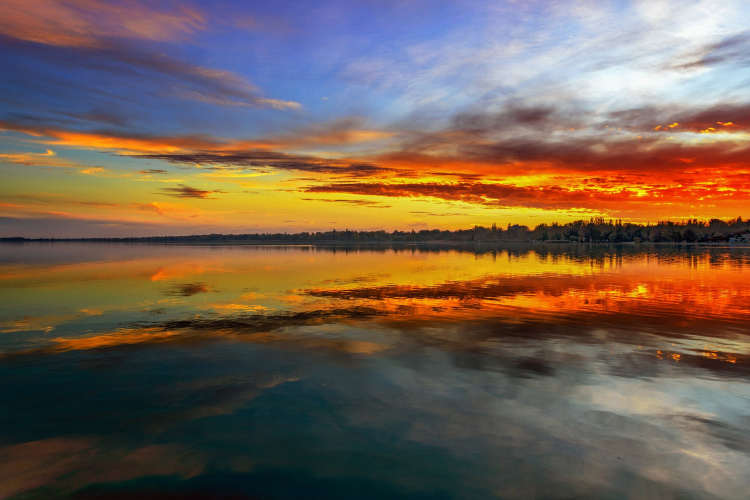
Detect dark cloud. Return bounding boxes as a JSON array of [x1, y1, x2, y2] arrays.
[[136, 150, 399, 177], [668, 33, 750, 71], [449, 104, 574, 134], [159, 185, 215, 199], [138, 169, 169, 175], [606, 103, 750, 133], [72, 201, 123, 208], [59, 108, 132, 127], [377, 101, 750, 177]]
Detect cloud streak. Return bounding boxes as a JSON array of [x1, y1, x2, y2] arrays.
[[299, 198, 391, 208], [137, 150, 399, 177], [0, 0, 205, 48], [159, 185, 216, 199], [668, 33, 750, 72], [0, 38, 301, 111]]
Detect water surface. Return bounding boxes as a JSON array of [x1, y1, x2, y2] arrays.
[[1, 243, 749, 499]]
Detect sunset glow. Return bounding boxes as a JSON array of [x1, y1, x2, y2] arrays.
[[1, 0, 749, 237]]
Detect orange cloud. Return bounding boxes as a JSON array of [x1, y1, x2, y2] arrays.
[[0, 120, 252, 152], [304, 175, 750, 216], [42, 128, 232, 153], [0, 149, 62, 166], [0, 0, 205, 48], [3, 98, 750, 221], [80, 167, 105, 174], [0, 149, 54, 159], [0, 118, 397, 154]]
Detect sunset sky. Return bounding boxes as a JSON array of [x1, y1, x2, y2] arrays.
[[1, 0, 749, 237]]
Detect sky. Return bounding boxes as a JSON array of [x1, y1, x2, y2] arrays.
[[1, 0, 749, 237]]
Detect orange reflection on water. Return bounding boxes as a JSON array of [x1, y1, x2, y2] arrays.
[[1, 244, 749, 359], [304, 263, 750, 329]]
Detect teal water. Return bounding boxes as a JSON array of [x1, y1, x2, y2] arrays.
[[0, 243, 749, 499]]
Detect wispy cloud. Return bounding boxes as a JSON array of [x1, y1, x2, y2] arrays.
[[80, 166, 105, 174], [0, 0, 301, 125], [0, 0, 205, 48], [0, 148, 108, 170], [137, 150, 399, 177], [299, 198, 391, 208], [0, 149, 56, 164], [0, 120, 387, 154], [1, 40, 302, 111], [667, 32, 750, 72]]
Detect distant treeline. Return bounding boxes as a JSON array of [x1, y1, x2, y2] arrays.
[[3, 217, 750, 244]]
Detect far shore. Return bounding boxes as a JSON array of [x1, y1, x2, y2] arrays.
[[1, 238, 747, 247]]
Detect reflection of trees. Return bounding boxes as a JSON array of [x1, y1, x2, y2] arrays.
[[289, 244, 749, 272]]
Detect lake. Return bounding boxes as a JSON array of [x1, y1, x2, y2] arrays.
[[0, 243, 748, 499]]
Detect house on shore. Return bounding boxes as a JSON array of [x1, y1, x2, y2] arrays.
[[729, 231, 750, 243]]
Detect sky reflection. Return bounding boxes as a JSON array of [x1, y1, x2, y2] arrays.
[[0, 243, 749, 499]]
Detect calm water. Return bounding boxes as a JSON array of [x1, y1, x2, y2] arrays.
[[1, 243, 749, 500]]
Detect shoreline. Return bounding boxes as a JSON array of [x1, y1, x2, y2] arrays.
[[1, 239, 747, 247]]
